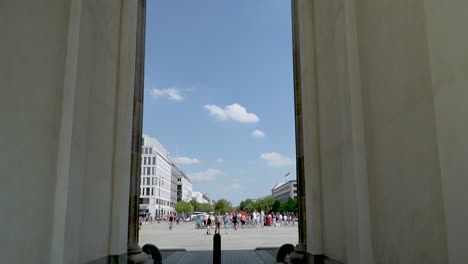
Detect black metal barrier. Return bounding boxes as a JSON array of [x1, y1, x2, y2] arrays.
[[142, 244, 163, 264], [213, 233, 221, 264]]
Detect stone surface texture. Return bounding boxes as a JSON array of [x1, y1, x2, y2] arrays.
[[294, 0, 468, 263]]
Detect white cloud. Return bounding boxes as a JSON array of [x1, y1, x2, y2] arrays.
[[151, 87, 184, 101], [252, 130, 265, 138], [188, 169, 223, 183], [204, 103, 259, 123], [216, 158, 224, 163], [260, 152, 294, 166], [177, 157, 200, 165]]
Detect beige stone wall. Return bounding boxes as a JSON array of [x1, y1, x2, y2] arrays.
[[0, 1, 138, 263], [424, 2, 468, 263], [0, 1, 70, 263], [296, 0, 468, 263]]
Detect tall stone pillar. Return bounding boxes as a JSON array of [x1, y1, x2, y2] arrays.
[[127, 0, 147, 263], [289, 0, 310, 263]]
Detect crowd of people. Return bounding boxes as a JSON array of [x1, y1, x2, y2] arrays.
[[201, 211, 296, 235], [139, 213, 179, 230], [139, 211, 297, 234]]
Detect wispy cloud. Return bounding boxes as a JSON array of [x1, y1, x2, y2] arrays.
[[151, 87, 184, 101], [204, 103, 259, 123], [216, 158, 224, 163], [260, 152, 294, 166], [177, 157, 200, 165], [252, 130, 265, 138], [188, 169, 223, 183]]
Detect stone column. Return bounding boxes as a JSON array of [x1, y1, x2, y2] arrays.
[[127, 0, 147, 263], [289, 0, 308, 262]]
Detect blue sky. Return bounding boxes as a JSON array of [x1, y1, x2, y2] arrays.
[[143, 0, 296, 205]]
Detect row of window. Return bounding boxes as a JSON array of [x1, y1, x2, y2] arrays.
[[143, 156, 156, 165], [141, 177, 165, 186], [142, 147, 153, 154], [141, 167, 155, 175]]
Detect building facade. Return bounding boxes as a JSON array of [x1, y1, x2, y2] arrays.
[[173, 165, 192, 202], [271, 180, 297, 203], [140, 135, 173, 217], [170, 163, 178, 208], [192, 191, 209, 204]]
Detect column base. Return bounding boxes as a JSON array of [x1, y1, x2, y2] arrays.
[[127, 245, 148, 264], [289, 243, 308, 264]]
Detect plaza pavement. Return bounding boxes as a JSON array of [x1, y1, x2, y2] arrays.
[[139, 220, 298, 251]]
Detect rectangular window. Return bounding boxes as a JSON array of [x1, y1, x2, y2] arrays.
[[146, 187, 150, 196], [152, 167, 155, 175], [152, 157, 156, 165], [147, 167, 151, 175], [149, 148, 152, 154], [151, 188, 154, 196]]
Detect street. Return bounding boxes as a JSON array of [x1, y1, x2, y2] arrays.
[[139, 220, 298, 251]]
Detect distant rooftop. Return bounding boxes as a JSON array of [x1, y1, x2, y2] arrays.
[[271, 180, 296, 191], [142, 134, 169, 158]]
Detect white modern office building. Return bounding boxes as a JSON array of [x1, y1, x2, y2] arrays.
[[192, 191, 210, 204], [140, 134, 173, 217], [175, 168, 192, 202], [271, 180, 297, 203]]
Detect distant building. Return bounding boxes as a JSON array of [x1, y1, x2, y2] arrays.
[[170, 163, 178, 209], [271, 180, 297, 203], [192, 191, 210, 204], [140, 135, 173, 217], [172, 164, 192, 202]]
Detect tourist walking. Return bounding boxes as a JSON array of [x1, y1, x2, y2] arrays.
[[168, 214, 174, 230], [223, 213, 229, 234], [215, 212, 222, 234], [206, 213, 212, 235], [232, 213, 238, 230]]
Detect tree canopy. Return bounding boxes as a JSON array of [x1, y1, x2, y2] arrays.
[[237, 196, 297, 213], [198, 202, 214, 212], [175, 201, 194, 215], [213, 199, 233, 213], [238, 196, 275, 213], [278, 197, 298, 213]]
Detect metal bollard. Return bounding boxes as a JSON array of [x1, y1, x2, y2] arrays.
[[142, 244, 163, 264], [213, 233, 221, 264]]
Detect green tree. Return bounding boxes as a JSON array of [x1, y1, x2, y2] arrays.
[[272, 200, 281, 212], [239, 199, 254, 212], [175, 201, 194, 217], [255, 196, 275, 212], [190, 198, 200, 211], [198, 202, 214, 212], [214, 199, 233, 213], [279, 198, 298, 213]]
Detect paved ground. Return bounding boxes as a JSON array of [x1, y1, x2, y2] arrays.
[[139, 221, 298, 251]]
